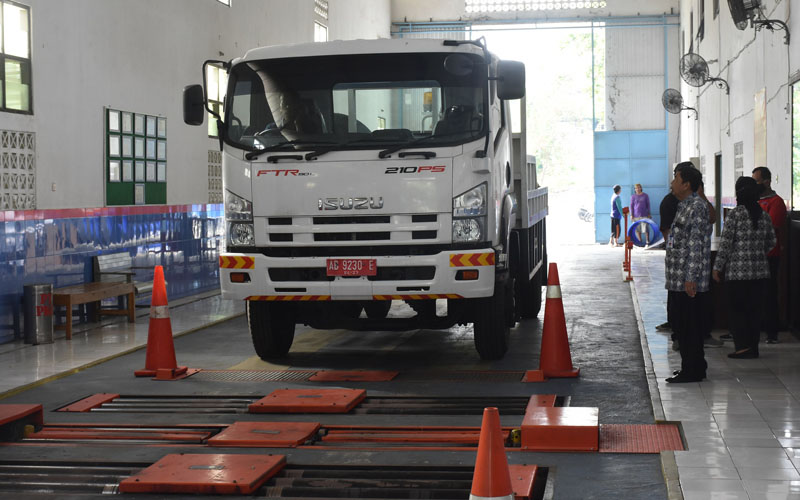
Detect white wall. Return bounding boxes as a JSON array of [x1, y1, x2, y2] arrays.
[[391, 0, 680, 22], [1, 0, 390, 209], [679, 0, 792, 204]]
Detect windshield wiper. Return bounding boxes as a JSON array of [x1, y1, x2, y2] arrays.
[[377, 131, 479, 159], [304, 138, 399, 161], [244, 140, 336, 161]]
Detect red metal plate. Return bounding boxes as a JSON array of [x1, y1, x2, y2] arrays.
[[208, 422, 321, 448], [599, 424, 684, 453], [326, 258, 377, 276], [309, 370, 398, 382], [28, 427, 211, 442], [509, 464, 539, 500], [58, 394, 119, 412], [525, 395, 557, 408], [118, 453, 285, 494], [521, 406, 599, 452], [0, 404, 43, 427], [249, 389, 367, 414]]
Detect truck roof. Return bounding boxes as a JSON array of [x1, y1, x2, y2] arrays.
[[238, 38, 487, 64]]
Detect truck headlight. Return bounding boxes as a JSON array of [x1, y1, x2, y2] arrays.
[[229, 222, 254, 246], [453, 183, 487, 242], [225, 190, 253, 221], [452, 184, 487, 217], [453, 218, 485, 242]]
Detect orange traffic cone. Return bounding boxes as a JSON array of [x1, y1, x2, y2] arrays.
[[134, 266, 196, 380], [524, 263, 579, 382], [470, 407, 514, 500]]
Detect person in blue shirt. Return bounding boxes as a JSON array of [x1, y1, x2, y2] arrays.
[[609, 185, 624, 246]]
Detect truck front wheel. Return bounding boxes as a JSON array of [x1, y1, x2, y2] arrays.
[[473, 280, 510, 360], [247, 301, 296, 359], [517, 269, 543, 318]]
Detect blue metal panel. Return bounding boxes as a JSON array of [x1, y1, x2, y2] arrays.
[[595, 159, 630, 186], [595, 130, 668, 242], [630, 158, 668, 185], [629, 130, 667, 158], [594, 132, 629, 159]]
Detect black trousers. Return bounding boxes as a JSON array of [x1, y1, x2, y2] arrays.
[[762, 257, 780, 340], [727, 279, 766, 352], [670, 290, 707, 378], [669, 290, 712, 340]]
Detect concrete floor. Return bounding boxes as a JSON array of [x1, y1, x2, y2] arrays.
[[1, 244, 797, 499]]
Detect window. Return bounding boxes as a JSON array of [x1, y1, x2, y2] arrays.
[[1, 1, 31, 113], [314, 22, 328, 42], [713, 0, 719, 18], [223, 52, 487, 152], [207, 64, 227, 137], [106, 107, 166, 205], [314, 0, 328, 42], [464, 0, 607, 12], [792, 83, 800, 209]]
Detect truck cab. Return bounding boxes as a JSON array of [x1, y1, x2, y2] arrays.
[[184, 38, 547, 360]]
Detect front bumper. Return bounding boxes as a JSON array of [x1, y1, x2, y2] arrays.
[[218, 250, 497, 301]]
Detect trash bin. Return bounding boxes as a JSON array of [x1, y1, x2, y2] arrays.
[[24, 284, 54, 345]]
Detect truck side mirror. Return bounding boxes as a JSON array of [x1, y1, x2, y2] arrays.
[[183, 84, 206, 126], [496, 60, 525, 100]]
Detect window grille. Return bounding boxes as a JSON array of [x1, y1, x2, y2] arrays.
[[464, 0, 606, 13]]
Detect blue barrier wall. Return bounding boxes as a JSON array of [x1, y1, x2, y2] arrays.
[[0, 204, 224, 344], [594, 130, 669, 243]]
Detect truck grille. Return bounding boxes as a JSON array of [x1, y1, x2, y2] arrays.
[[265, 214, 442, 246]]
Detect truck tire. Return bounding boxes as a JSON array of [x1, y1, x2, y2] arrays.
[[518, 270, 543, 318], [473, 280, 510, 360], [247, 301, 295, 359], [363, 300, 392, 319], [505, 275, 518, 327]]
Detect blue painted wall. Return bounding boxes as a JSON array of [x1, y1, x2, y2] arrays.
[[594, 130, 669, 243], [0, 205, 224, 344]]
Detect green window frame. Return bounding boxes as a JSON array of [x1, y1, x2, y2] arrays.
[[106, 107, 167, 205], [1, 1, 32, 114]]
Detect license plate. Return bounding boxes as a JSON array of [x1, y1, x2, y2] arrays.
[[326, 258, 377, 277]]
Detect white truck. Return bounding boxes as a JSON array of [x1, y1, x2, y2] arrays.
[[183, 38, 548, 360]]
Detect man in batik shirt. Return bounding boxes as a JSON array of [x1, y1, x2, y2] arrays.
[[665, 165, 711, 383]]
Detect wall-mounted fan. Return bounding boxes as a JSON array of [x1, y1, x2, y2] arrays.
[[661, 89, 697, 119], [680, 53, 729, 94], [728, 0, 790, 44]]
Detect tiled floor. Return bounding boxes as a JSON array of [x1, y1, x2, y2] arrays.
[[0, 291, 244, 397], [632, 248, 800, 500], [2, 246, 799, 499]]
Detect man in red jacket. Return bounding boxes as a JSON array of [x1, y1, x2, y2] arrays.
[[752, 167, 787, 344]]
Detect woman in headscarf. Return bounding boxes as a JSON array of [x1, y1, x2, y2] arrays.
[[712, 176, 775, 359]]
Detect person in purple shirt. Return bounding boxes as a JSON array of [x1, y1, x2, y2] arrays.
[[630, 183, 651, 244]]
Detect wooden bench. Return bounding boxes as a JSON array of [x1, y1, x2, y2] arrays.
[[92, 252, 157, 296], [53, 282, 135, 340]]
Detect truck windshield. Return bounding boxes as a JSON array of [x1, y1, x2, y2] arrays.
[[224, 52, 488, 153]]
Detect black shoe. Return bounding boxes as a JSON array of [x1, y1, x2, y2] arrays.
[[728, 349, 758, 359], [666, 372, 704, 383], [720, 334, 733, 340], [655, 322, 671, 332]]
